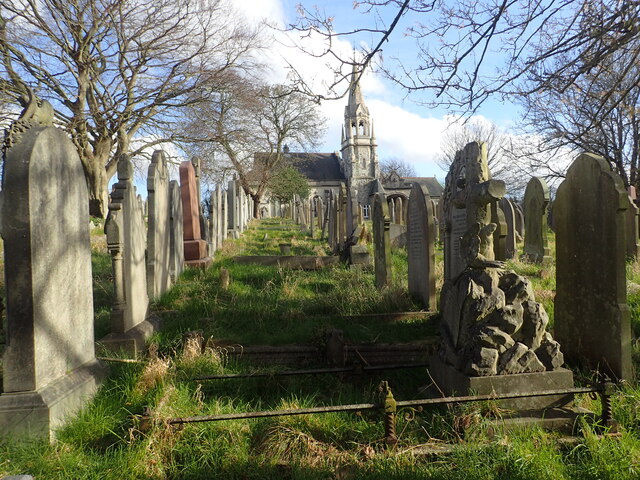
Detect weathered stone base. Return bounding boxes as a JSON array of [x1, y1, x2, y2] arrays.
[[185, 257, 213, 269], [349, 245, 371, 266], [0, 359, 108, 441], [429, 355, 574, 410], [97, 315, 162, 357], [184, 239, 208, 260]]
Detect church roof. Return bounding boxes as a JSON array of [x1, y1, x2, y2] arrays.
[[254, 152, 345, 183], [383, 175, 444, 198]]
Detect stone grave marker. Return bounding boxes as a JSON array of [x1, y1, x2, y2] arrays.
[[490, 200, 507, 261], [433, 142, 571, 410], [101, 155, 152, 355], [626, 186, 638, 259], [407, 183, 436, 310], [169, 180, 185, 282], [227, 178, 237, 236], [523, 177, 551, 263], [513, 201, 525, 240], [146, 150, 171, 298], [499, 198, 517, 259], [180, 161, 212, 268], [372, 192, 392, 289], [554, 153, 633, 380], [0, 125, 106, 439]]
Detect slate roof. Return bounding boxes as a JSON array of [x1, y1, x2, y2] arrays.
[[255, 152, 345, 182], [382, 175, 444, 198]]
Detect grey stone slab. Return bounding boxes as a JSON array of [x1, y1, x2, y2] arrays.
[[0, 126, 105, 439], [169, 180, 185, 282], [372, 192, 392, 289], [429, 356, 574, 410], [554, 153, 633, 381], [146, 150, 172, 298], [407, 182, 436, 310], [499, 198, 517, 259], [523, 177, 551, 263]]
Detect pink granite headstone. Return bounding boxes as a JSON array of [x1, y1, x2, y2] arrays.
[[179, 161, 212, 268]]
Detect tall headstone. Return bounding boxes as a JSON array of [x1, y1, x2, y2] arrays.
[[434, 142, 570, 409], [0, 125, 105, 439], [407, 183, 436, 310], [523, 177, 551, 263], [513, 202, 525, 240], [146, 150, 171, 298], [227, 178, 237, 237], [394, 196, 404, 225], [169, 180, 185, 282], [180, 161, 212, 268], [372, 192, 392, 289], [626, 186, 639, 259], [490, 201, 507, 261], [338, 185, 347, 248], [554, 153, 633, 380], [216, 187, 224, 248], [499, 198, 517, 259], [101, 155, 152, 355]]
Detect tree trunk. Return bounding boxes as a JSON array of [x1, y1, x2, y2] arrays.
[[252, 192, 262, 218], [85, 161, 109, 218]]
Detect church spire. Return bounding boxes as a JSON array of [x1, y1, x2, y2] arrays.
[[347, 63, 366, 117]]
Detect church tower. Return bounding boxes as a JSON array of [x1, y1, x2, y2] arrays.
[[340, 66, 379, 206]]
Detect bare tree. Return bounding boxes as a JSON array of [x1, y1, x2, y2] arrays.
[[379, 157, 416, 182], [288, 0, 640, 118], [516, 43, 640, 190], [184, 82, 326, 218], [0, 0, 262, 216]]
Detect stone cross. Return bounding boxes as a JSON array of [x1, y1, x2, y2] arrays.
[[443, 142, 505, 282]]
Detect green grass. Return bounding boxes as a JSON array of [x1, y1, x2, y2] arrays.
[[2, 219, 640, 479]]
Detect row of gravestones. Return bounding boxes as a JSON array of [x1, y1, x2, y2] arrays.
[[0, 125, 252, 440], [225, 176, 253, 240]]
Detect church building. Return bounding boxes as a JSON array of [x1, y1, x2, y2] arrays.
[[258, 69, 443, 220]]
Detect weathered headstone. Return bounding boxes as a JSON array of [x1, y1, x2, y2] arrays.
[[372, 192, 392, 289], [169, 180, 185, 282], [626, 186, 639, 259], [146, 150, 171, 298], [554, 153, 633, 380], [0, 125, 106, 439], [407, 183, 436, 310], [490, 200, 507, 261], [180, 161, 212, 268], [513, 201, 525, 241], [227, 178, 237, 236], [433, 142, 570, 409], [499, 198, 517, 259], [338, 185, 347, 248], [523, 177, 551, 263], [394, 196, 404, 225], [101, 155, 152, 355]]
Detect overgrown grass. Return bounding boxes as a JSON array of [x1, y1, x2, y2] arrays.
[[2, 220, 640, 479]]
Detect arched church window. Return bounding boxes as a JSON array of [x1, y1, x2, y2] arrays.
[[352, 122, 357, 136], [359, 121, 365, 136]]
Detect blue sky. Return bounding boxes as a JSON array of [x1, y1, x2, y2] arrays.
[[235, 0, 523, 181]]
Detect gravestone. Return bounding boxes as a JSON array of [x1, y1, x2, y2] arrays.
[[0, 125, 106, 440], [394, 196, 404, 225], [513, 202, 525, 240], [626, 187, 639, 259], [169, 180, 185, 282], [338, 186, 347, 248], [220, 186, 228, 242], [491, 201, 507, 261], [316, 197, 324, 232], [554, 153, 633, 380], [372, 192, 392, 289], [499, 198, 517, 259], [433, 142, 570, 409], [101, 155, 153, 355], [181, 161, 212, 268], [146, 150, 171, 298], [407, 183, 436, 310], [523, 177, 551, 263], [227, 178, 237, 236]]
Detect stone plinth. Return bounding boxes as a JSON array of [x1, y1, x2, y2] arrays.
[[429, 356, 574, 410]]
